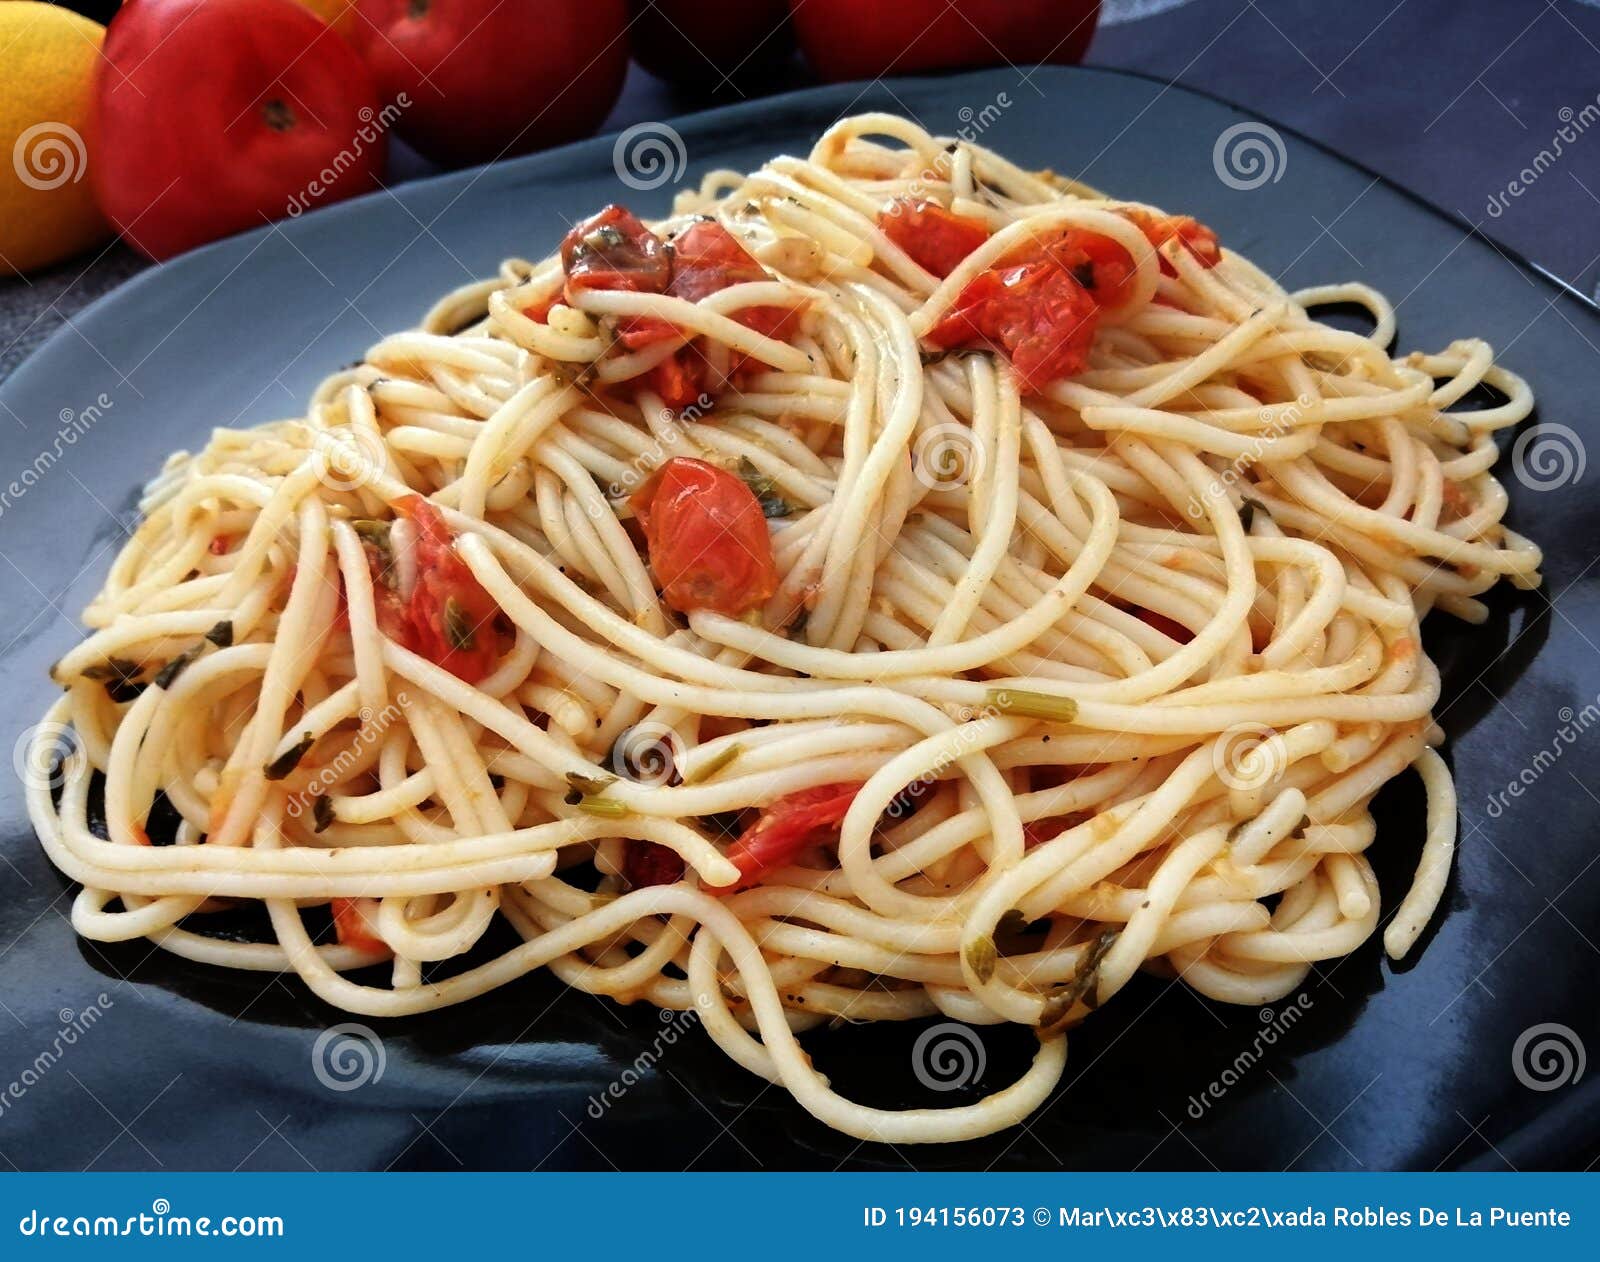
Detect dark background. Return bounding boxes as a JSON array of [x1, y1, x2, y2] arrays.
[[4, 0, 1600, 388]]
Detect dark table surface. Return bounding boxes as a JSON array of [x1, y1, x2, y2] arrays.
[[4, 0, 1599, 390]]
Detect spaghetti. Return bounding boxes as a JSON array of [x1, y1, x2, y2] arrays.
[[26, 114, 1542, 1143]]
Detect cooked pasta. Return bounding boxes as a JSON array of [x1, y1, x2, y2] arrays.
[[26, 113, 1542, 1143]]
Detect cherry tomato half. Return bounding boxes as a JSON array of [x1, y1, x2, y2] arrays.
[[629, 457, 778, 616], [710, 782, 865, 893], [878, 198, 990, 278], [363, 496, 508, 683]]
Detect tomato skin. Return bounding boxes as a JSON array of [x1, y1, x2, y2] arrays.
[[350, 0, 628, 167], [878, 198, 990, 278], [92, 0, 382, 261], [330, 897, 386, 953], [626, 0, 794, 91], [628, 458, 778, 616], [623, 839, 686, 888], [364, 496, 508, 683], [709, 782, 864, 893], [1121, 208, 1221, 275], [561, 205, 672, 297], [791, 0, 1099, 82], [926, 254, 1101, 393]]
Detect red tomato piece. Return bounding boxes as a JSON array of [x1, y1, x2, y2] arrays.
[[560, 205, 672, 298], [647, 352, 709, 410], [709, 782, 865, 893], [668, 220, 800, 365], [1120, 208, 1221, 275], [878, 198, 990, 278], [330, 897, 386, 953], [363, 496, 508, 683], [925, 252, 1101, 393], [623, 839, 686, 888], [628, 458, 778, 615]]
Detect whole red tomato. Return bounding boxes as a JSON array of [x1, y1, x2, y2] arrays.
[[92, 0, 383, 261], [789, 0, 1100, 82], [350, 0, 629, 168], [626, 0, 793, 92]]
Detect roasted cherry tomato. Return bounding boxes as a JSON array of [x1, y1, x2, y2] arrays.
[[560, 205, 672, 297], [1121, 208, 1221, 275], [878, 198, 990, 278], [623, 839, 686, 888], [710, 782, 865, 893], [362, 496, 507, 683], [926, 249, 1101, 393], [629, 458, 778, 615]]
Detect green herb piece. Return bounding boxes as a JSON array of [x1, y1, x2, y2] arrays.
[[443, 597, 476, 651], [985, 688, 1079, 724], [264, 732, 314, 781], [964, 935, 998, 985], [312, 795, 335, 833], [153, 645, 202, 690], [737, 458, 792, 519], [682, 742, 742, 786], [1037, 928, 1119, 1034], [565, 772, 616, 797], [205, 620, 235, 648], [576, 797, 628, 819]]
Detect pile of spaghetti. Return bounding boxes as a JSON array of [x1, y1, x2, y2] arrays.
[[27, 114, 1542, 1143]]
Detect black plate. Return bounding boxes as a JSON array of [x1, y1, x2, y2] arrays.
[[1, 66, 1597, 1173]]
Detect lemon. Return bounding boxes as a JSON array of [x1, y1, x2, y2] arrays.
[[0, 2, 111, 276]]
